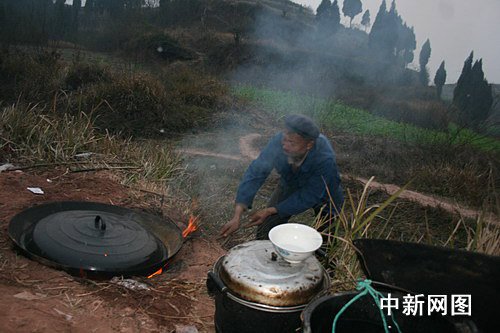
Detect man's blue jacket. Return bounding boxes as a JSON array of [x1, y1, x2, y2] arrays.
[[235, 132, 344, 218]]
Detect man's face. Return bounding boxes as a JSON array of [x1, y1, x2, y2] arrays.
[[281, 130, 314, 158]]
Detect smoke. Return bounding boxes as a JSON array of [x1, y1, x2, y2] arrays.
[[225, 2, 406, 101]]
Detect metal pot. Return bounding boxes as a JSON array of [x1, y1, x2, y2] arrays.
[[302, 291, 476, 333], [207, 240, 330, 333]]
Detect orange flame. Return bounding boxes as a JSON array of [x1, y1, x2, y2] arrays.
[[182, 215, 199, 238], [147, 267, 163, 279]]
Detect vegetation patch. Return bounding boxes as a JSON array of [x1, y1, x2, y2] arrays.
[[0, 49, 229, 138], [235, 85, 500, 152]]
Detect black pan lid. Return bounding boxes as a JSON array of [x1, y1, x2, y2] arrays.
[[31, 210, 165, 270], [9, 201, 182, 277]]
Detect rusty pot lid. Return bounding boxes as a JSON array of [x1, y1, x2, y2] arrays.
[[8, 201, 182, 278], [219, 240, 327, 307]]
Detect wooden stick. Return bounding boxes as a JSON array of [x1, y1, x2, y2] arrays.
[[9, 161, 137, 171], [70, 166, 141, 173]]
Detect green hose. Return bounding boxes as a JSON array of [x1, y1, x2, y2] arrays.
[[332, 279, 402, 333]]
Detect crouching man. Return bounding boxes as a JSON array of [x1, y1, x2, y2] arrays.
[[219, 114, 344, 239]]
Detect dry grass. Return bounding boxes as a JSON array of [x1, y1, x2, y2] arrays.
[[314, 177, 499, 292], [446, 216, 500, 256], [1, 103, 184, 186], [1, 103, 123, 163], [313, 177, 408, 291]]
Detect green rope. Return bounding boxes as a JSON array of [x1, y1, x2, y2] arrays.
[[331, 279, 402, 333]]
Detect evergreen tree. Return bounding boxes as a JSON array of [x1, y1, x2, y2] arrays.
[[316, 0, 331, 20], [384, 0, 399, 56], [419, 38, 431, 86], [71, 0, 82, 34], [369, 0, 387, 49], [54, 0, 67, 39], [316, 0, 340, 34], [434, 60, 446, 99], [85, 0, 96, 11], [0, 0, 4, 20], [401, 25, 416, 65], [453, 52, 493, 127], [342, 0, 362, 28], [330, 0, 341, 31], [361, 9, 370, 31]]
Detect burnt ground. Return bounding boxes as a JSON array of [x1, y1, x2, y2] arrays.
[[0, 169, 225, 333]]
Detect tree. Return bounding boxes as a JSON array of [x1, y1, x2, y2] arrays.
[[71, 0, 82, 34], [361, 9, 370, 31], [419, 38, 431, 86], [368, 0, 388, 49], [400, 25, 415, 65], [434, 60, 446, 99], [316, 0, 340, 34], [330, 0, 341, 31], [342, 0, 362, 28], [54, 0, 68, 39], [85, 0, 96, 11], [316, 0, 330, 20], [453, 52, 493, 127]]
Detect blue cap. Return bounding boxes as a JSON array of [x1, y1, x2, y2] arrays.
[[284, 114, 320, 140]]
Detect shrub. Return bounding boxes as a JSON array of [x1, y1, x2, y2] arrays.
[[76, 72, 170, 136], [122, 32, 196, 62], [65, 62, 112, 90], [0, 49, 63, 103]]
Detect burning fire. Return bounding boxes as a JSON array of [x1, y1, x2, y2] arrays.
[[182, 215, 199, 238], [147, 267, 163, 279]]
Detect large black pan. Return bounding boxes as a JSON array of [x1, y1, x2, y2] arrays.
[[8, 201, 183, 278]]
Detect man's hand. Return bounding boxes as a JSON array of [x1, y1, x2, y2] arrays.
[[219, 217, 240, 238], [219, 203, 246, 238], [247, 207, 278, 227]]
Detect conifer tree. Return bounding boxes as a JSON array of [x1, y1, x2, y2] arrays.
[[316, 0, 340, 34], [434, 60, 446, 99], [401, 25, 416, 65], [419, 39, 431, 86], [342, 0, 362, 28], [369, 0, 386, 47], [361, 9, 370, 31], [54, 0, 67, 39], [453, 52, 493, 127], [72, 0, 81, 33], [85, 0, 96, 11], [316, 0, 331, 20], [330, 0, 341, 31]]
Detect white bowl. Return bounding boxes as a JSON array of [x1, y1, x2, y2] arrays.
[[268, 223, 323, 263]]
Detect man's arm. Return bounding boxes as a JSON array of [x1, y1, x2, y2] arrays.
[[219, 134, 282, 237], [234, 133, 281, 209]]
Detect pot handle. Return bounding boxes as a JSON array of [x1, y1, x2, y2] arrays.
[[207, 271, 227, 295], [94, 215, 106, 231]]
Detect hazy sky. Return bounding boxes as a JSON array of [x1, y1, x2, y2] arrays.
[[296, 0, 500, 84]]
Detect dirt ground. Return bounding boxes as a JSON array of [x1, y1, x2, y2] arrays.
[[1, 127, 496, 333], [0, 169, 226, 333]]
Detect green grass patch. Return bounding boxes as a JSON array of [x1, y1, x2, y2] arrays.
[[235, 86, 500, 152]]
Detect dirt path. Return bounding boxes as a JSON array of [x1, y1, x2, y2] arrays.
[[179, 133, 500, 226]]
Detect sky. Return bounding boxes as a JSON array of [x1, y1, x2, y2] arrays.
[[296, 0, 500, 84]]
